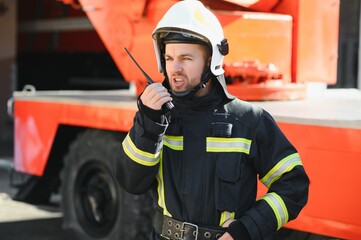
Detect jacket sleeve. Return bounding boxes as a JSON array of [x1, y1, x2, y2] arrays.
[[115, 110, 168, 195], [234, 110, 310, 239]]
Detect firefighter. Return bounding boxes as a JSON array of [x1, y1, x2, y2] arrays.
[[117, 0, 309, 239]]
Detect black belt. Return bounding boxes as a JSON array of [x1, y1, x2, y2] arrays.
[[154, 211, 225, 240]]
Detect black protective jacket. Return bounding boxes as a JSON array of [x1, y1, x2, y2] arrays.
[[116, 83, 309, 239]]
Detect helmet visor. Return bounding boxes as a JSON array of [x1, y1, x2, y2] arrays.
[[154, 28, 211, 47]]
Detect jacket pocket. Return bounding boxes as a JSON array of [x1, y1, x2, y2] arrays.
[[215, 153, 243, 212]]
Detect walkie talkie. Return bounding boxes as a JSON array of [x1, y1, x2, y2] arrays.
[[124, 47, 174, 111]]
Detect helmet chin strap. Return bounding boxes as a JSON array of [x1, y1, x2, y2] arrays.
[[168, 68, 213, 99]]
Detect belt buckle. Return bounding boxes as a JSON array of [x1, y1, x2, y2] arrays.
[[180, 222, 199, 240]]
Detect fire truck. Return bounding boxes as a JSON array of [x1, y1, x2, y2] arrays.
[[10, 0, 361, 239]]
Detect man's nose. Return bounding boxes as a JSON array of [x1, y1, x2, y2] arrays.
[[170, 60, 182, 73]]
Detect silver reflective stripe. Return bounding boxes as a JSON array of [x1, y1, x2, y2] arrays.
[[258, 192, 288, 229], [122, 134, 160, 166], [219, 211, 235, 226], [261, 153, 302, 188], [163, 135, 183, 151], [206, 137, 252, 153]]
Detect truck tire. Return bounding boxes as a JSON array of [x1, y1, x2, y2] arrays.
[[61, 129, 154, 240]]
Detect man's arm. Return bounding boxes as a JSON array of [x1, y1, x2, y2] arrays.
[[115, 83, 172, 194], [226, 110, 310, 239]]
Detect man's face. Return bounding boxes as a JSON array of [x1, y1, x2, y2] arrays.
[[165, 43, 210, 96]]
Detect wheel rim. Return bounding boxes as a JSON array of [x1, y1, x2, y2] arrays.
[[74, 160, 119, 238]]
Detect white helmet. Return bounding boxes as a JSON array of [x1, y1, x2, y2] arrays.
[[152, 0, 229, 76]]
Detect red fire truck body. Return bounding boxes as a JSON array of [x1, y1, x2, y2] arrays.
[[11, 0, 361, 239]]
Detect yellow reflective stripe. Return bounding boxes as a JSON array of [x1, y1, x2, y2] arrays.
[[163, 136, 252, 153], [258, 192, 289, 230], [122, 134, 160, 166], [261, 153, 302, 188], [206, 137, 252, 154], [156, 151, 172, 217], [163, 135, 183, 151], [219, 211, 235, 227]]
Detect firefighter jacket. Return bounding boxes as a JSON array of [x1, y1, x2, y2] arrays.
[[116, 83, 309, 239]]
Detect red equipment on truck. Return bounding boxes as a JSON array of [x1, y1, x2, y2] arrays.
[[11, 0, 361, 239]]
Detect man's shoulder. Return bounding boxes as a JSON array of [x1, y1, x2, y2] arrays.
[[224, 98, 263, 117], [215, 98, 264, 129]]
